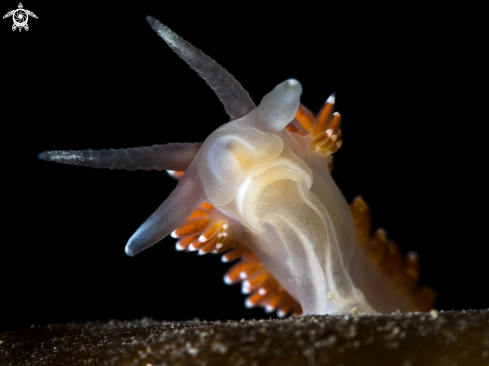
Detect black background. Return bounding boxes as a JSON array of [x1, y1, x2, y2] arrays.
[[1, 1, 487, 332]]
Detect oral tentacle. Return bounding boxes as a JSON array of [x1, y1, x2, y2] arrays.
[[125, 168, 205, 256], [146, 17, 256, 121], [38, 143, 202, 171]]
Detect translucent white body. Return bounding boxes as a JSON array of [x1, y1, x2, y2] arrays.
[[178, 80, 412, 314], [40, 19, 417, 315]]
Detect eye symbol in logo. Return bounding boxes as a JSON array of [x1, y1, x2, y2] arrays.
[[3, 3, 38, 32]]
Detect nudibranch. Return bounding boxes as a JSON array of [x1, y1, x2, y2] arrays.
[[39, 17, 436, 316]]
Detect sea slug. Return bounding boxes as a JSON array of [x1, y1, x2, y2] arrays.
[[39, 16, 435, 317]]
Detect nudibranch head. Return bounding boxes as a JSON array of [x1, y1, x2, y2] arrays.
[[39, 17, 436, 317]]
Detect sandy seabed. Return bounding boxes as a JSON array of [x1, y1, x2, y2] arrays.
[[1, 309, 488, 366]]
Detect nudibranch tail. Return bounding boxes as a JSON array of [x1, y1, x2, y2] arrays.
[[38, 143, 202, 171], [146, 16, 256, 121]]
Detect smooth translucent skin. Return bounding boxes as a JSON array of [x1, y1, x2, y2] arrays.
[[39, 18, 415, 315], [185, 79, 413, 314], [174, 80, 385, 315]]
